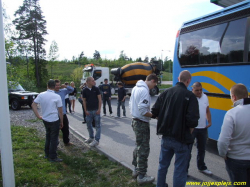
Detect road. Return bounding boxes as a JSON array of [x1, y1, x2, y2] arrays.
[[68, 96, 230, 186]]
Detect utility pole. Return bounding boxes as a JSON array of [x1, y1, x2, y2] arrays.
[[0, 0, 16, 186]]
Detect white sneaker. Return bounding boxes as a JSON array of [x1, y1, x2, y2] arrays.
[[115, 116, 120, 118], [199, 169, 212, 175], [85, 138, 94, 144], [121, 115, 126, 118], [102, 114, 106, 116], [110, 114, 113, 117], [137, 175, 155, 184], [132, 169, 138, 179], [89, 140, 99, 147]]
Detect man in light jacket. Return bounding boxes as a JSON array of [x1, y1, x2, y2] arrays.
[[218, 84, 250, 186], [129, 74, 158, 184]]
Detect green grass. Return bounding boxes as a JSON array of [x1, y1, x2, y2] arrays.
[[161, 71, 172, 81], [1, 126, 155, 187]]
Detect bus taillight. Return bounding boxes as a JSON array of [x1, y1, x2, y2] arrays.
[[176, 30, 180, 38]]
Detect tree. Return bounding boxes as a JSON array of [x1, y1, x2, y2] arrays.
[[3, 6, 18, 63], [93, 50, 101, 60], [144, 56, 149, 62], [13, 0, 48, 87], [48, 40, 59, 78]]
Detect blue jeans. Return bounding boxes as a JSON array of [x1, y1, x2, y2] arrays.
[[86, 110, 101, 142], [117, 100, 126, 117], [225, 157, 250, 186], [192, 128, 208, 170], [43, 119, 60, 159], [157, 136, 192, 187], [103, 97, 112, 115]]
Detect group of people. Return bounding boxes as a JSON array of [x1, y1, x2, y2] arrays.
[[31, 71, 250, 186], [31, 79, 75, 162], [130, 71, 250, 186]]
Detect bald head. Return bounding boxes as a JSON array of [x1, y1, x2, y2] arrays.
[[178, 70, 192, 87], [230, 84, 248, 101], [86, 77, 95, 88]]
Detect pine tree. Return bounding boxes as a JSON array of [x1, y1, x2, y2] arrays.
[[13, 0, 48, 87]]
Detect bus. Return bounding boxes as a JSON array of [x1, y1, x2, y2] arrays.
[[173, 0, 250, 140]]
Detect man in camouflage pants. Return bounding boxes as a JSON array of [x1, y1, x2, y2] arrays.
[[129, 74, 158, 184]]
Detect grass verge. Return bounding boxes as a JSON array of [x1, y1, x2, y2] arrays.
[[0, 126, 155, 187]]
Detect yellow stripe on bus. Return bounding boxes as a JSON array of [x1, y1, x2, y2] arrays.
[[208, 96, 233, 111], [123, 69, 153, 78], [201, 82, 224, 94], [192, 71, 236, 91]]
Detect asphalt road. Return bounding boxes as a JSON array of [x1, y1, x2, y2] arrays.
[[67, 96, 230, 186]]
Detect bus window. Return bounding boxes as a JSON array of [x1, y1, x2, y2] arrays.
[[178, 17, 248, 66], [178, 23, 227, 66], [93, 70, 102, 80], [220, 18, 246, 63]]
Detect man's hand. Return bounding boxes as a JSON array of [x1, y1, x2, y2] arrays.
[[96, 109, 101, 115], [206, 123, 212, 128], [38, 116, 42, 120], [85, 111, 90, 116], [60, 122, 63, 129], [109, 97, 111, 100], [190, 128, 194, 134]]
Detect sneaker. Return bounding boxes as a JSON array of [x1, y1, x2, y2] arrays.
[[89, 140, 99, 147], [110, 114, 113, 117], [82, 121, 86, 124], [132, 169, 138, 179], [199, 169, 212, 175], [49, 157, 63, 162], [102, 114, 106, 116], [137, 175, 155, 184], [121, 115, 126, 118], [85, 138, 94, 144], [64, 142, 74, 146], [115, 116, 120, 118]]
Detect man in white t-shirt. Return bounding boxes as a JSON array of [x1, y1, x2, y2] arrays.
[[31, 79, 63, 162], [191, 82, 212, 175]]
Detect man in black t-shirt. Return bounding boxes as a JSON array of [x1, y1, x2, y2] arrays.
[[82, 77, 102, 147]]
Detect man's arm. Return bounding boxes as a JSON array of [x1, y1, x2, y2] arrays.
[[83, 98, 89, 116], [31, 102, 42, 120], [65, 85, 74, 94], [217, 112, 233, 159], [186, 94, 200, 129], [58, 107, 63, 129], [97, 94, 102, 115], [206, 106, 212, 128]]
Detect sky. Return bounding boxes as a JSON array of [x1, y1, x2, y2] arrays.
[[2, 0, 222, 61]]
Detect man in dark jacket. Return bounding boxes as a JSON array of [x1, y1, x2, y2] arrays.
[[151, 70, 199, 187], [100, 78, 113, 116]]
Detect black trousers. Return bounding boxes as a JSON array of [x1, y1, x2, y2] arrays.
[[65, 98, 71, 113], [61, 114, 69, 144]]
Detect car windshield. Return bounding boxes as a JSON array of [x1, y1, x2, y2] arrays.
[[9, 83, 25, 91]]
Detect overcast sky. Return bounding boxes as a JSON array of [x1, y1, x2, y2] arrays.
[[2, 0, 222, 61]]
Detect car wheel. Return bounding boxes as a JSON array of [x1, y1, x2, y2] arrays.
[[11, 99, 20, 110]]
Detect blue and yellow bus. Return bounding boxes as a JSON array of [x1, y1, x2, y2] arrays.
[[173, 0, 250, 140]]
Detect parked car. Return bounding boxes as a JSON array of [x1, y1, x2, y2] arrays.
[[8, 83, 39, 110]]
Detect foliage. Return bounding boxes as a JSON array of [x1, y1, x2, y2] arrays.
[[2, 125, 155, 187], [71, 66, 83, 88], [48, 40, 59, 78], [163, 57, 173, 73], [13, 0, 48, 87], [93, 50, 101, 60]]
